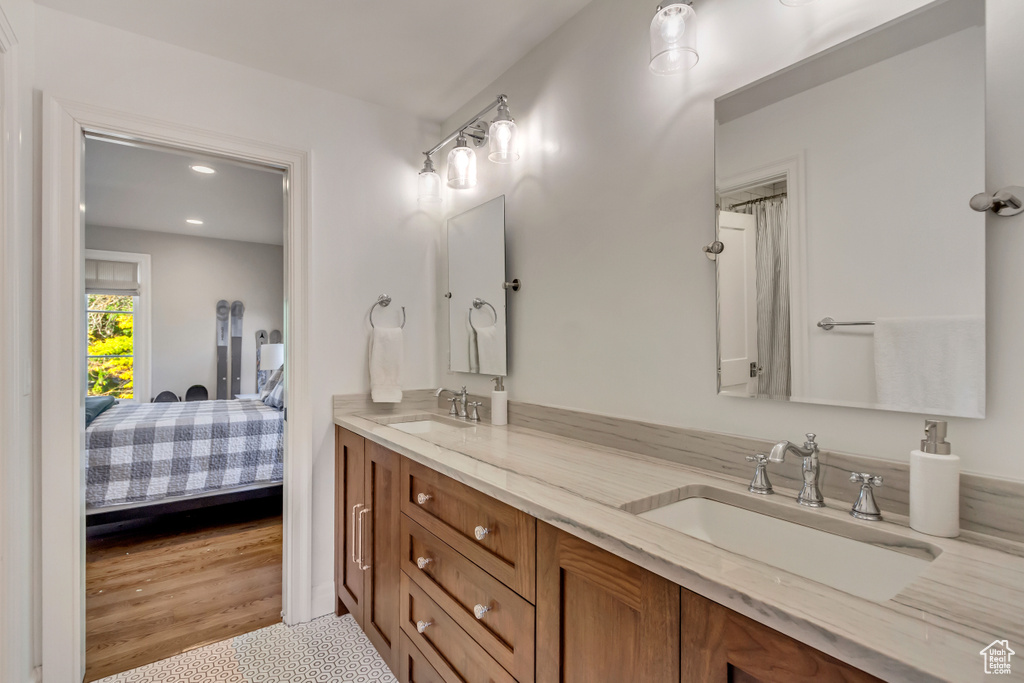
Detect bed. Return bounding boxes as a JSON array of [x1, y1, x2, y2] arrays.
[[85, 398, 284, 524]]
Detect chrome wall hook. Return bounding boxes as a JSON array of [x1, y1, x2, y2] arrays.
[[703, 241, 724, 261], [969, 186, 1024, 217]]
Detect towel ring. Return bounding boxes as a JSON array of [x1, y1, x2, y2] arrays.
[[469, 297, 497, 329], [370, 294, 406, 329]]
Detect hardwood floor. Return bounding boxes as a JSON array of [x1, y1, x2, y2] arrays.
[[85, 498, 283, 682]]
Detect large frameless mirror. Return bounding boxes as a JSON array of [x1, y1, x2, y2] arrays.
[[714, 0, 985, 418]]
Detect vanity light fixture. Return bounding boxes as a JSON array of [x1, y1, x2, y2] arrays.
[[417, 155, 442, 203], [190, 164, 216, 174], [418, 94, 520, 197], [447, 133, 478, 189], [650, 2, 699, 75], [186, 218, 204, 225]]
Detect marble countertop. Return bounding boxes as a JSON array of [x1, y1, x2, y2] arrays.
[[335, 409, 1024, 682]]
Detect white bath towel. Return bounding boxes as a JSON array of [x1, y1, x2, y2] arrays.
[[369, 327, 403, 403], [475, 323, 502, 376], [874, 316, 984, 418]]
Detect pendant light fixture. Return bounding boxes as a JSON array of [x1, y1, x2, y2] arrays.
[[650, 2, 699, 75], [417, 155, 441, 203], [447, 132, 477, 189], [488, 97, 520, 163]]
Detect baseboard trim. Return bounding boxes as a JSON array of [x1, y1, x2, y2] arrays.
[[311, 581, 336, 619]]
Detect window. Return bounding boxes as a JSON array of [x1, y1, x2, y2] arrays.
[[85, 250, 151, 401]]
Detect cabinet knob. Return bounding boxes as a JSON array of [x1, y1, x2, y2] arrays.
[[416, 620, 432, 634], [416, 493, 432, 505], [416, 556, 433, 570], [473, 604, 491, 620], [474, 525, 490, 541]]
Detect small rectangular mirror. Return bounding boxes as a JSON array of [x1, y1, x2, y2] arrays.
[[447, 196, 508, 376], [714, 0, 985, 418]]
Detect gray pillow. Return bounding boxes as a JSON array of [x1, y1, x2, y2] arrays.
[[262, 366, 284, 410]]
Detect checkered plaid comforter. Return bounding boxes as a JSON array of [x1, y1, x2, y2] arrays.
[[85, 399, 284, 509]]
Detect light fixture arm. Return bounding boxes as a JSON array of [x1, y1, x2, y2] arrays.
[[424, 94, 509, 157]]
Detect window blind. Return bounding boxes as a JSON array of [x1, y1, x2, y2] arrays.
[[84, 258, 141, 296]]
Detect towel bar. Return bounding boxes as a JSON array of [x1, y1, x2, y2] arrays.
[[817, 317, 875, 331], [370, 294, 406, 329]]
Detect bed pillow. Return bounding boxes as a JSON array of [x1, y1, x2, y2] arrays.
[[262, 366, 285, 410], [85, 396, 116, 427]]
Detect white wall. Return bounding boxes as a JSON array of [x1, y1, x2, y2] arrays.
[[441, 0, 1024, 482], [85, 226, 285, 399], [33, 4, 439, 620], [716, 26, 985, 407]]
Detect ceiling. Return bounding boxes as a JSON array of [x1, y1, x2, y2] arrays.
[[34, 0, 594, 121], [84, 137, 285, 246]]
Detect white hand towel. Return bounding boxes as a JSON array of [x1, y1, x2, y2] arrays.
[[475, 323, 501, 376], [874, 316, 984, 418], [369, 327, 403, 403], [466, 313, 479, 373]]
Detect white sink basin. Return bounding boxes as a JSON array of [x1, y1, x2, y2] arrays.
[[634, 488, 939, 602], [379, 413, 474, 435]]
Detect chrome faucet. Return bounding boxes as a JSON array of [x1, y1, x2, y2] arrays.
[[768, 433, 825, 508], [435, 386, 468, 418]]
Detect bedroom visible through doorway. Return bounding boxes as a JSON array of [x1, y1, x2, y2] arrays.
[[81, 135, 287, 681]]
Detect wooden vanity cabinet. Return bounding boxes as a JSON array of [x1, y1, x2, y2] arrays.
[[536, 522, 681, 683], [334, 427, 401, 673], [680, 588, 883, 683]]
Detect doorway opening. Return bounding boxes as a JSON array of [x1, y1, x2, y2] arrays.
[[80, 136, 287, 680]]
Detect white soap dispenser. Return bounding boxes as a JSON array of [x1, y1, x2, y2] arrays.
[[491, 376, 508, 426], [910, 419, 960, 538]]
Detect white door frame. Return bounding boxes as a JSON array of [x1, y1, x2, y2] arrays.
[[41, 96, 313, 683]]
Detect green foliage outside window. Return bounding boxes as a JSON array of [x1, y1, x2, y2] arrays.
[[87, 294, 134, 399]]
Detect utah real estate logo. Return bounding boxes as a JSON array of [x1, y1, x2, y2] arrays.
[[980, 640, 1014, 675]]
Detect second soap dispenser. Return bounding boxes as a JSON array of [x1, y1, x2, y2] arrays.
[[910, 419, 960, 538]]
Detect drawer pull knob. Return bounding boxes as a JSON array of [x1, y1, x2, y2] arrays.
[[474, 525, 490, 541], [416, 620, 432, 634], [473, 604, 491, 620], [416, 556, 433, 570], [416, 493, 433, 505]]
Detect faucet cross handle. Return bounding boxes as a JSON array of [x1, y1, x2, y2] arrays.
[[804, 433, 818, 448], [850, 472, 883, 487], [745, 453, 773, 495], [849, 472, 883, 521]]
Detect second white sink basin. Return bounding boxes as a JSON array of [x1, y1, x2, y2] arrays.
[[379, 413, 474, 435], [635, 489, 939, 602]]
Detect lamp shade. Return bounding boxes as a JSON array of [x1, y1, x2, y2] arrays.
[[261, 343, 284, 371], [418, 168, 442, 202], [650, 3, 698, 75], [447, 134, 477, 189]]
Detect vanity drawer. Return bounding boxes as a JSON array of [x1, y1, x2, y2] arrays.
[[401, 458, 536, 602], [397, 632, 445, 683], [400, 573, 516, 683], [402, 514, 535, 683]]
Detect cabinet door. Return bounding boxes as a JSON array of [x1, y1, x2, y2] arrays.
[[536, 522, 680, 683], [681, 588, 883, 683], [363, 440, 401, 672], [335, 427, 365, 623]]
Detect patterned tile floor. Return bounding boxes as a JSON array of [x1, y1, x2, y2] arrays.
[[97, 614, 398, 682]]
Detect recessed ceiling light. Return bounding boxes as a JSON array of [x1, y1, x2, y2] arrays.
[[186, 218, 204, 225], [190, 164, 216, 174]]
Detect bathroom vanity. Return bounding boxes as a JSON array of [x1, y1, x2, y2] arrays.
[[333, 407, 1023, 683]]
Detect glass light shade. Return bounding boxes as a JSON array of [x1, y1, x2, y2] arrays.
[[650, 3, 698, 75], [418, 169, 442, 202], [447, 143, 477, 189], [488, 119, 520, 163]]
